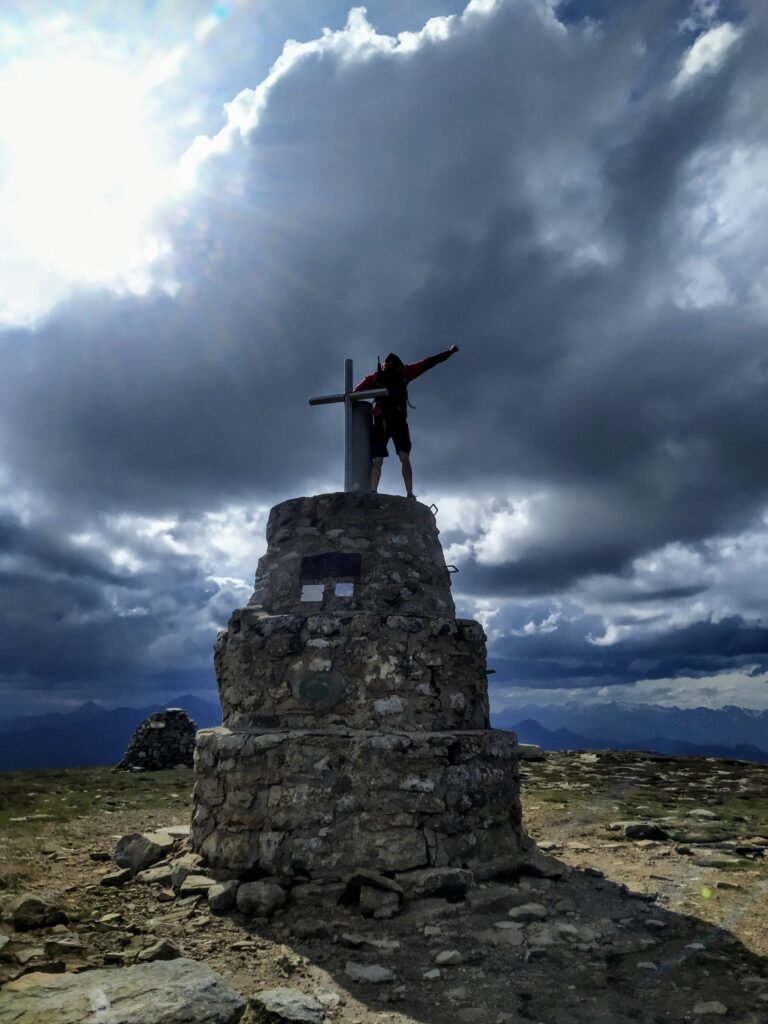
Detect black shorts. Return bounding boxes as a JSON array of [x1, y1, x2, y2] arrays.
[[372, 414, 411, 458]]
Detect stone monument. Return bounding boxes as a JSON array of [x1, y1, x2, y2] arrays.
[[117, 708, 196, 771], [191, 492, 528, 898]]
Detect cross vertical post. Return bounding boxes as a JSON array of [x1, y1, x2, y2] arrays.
[[308, 358, 388, 493], [344, 358, 353, 493]]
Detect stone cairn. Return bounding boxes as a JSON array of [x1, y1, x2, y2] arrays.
[[117, 709, 196, 771], [191, 492, 529, 908]]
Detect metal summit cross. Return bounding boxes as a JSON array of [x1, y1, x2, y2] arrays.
[[308, 358, 387, 493]]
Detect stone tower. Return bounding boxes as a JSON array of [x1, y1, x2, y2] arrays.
[[191, 493, 527, 891]]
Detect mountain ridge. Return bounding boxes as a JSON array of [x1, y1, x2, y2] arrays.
[[0, 696, 222, 771], [496, 715, 768, 763], [491, 699, 768, 749], [2, 696, 767, 771]]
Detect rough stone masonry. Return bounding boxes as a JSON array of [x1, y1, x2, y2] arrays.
[[191, 492, 528, 895], [117, 708, 196, 771]]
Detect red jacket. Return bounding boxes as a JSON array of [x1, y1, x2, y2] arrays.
[[354, 349, 453, 419]]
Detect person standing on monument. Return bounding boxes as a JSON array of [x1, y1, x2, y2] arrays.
[[353, 345, 460, 499]]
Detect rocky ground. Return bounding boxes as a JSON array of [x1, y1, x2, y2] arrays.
[[1, 749, 767, 1024]]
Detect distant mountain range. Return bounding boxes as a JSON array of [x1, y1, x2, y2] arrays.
[[1, 695, 766, 771], [504, 717, 768, 763], [0, 695, 222, 771], [490, 701, 768, 763]]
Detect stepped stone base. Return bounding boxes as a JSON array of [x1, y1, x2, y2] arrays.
[[192, 726, 525, 878], [218, 610, 490, 732], [191, 493, 529, 893]]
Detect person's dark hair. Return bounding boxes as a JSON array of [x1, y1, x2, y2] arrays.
[[384, 352, 403, 367]]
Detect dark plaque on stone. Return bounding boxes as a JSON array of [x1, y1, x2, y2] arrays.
[[299, 677, 333, 703], [301, 552, 362, 581], [294, 672, 345, 714]]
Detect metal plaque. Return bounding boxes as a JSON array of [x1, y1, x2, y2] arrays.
[[300, 552, 362, 581]]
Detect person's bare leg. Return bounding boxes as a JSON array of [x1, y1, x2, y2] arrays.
[[371, 457, 383, 492], [399, 451, 413, 496]]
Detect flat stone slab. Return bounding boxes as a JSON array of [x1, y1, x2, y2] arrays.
[[0, 957, 245, 1023]]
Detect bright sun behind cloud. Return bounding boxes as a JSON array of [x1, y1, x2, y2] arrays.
[[0, 55, 173, 322]]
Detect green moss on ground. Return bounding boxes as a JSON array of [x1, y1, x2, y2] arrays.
[[0, 765, 193, 832]]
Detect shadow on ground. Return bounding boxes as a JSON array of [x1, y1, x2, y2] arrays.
[[225, 859, 768, 1024]]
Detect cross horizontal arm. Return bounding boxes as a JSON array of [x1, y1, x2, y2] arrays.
[[308, 393, 345, 406], [308, 387, 387, 407], [350, 388, 388, 401]]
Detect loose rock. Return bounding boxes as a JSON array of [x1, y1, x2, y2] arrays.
[[623, 824, 670, 841], [137, 937, 182, 962], [4, 893, 67, 931], [344, 961, 397, 984], [693, 1001, 728, 1016], [250, 987, 326, 1023], [359, 886, 400, 919], [114, 832, 175, 874], [236, 880, 286, 917], [0, 957, 245, 1023], [101, 868, 134, 888], [208, 880, 240, 914], [180, 874, 218, 897], [508, 903, 549, 923], [434, 949, 464, 965], [395, 867, 474, 899], [170, 853, 204, 889]]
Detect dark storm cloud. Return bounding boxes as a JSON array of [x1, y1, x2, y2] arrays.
[[0, 511, 124, 585], [1, 0, 767, 709], [0, 508, 245, 709], [488, 614, 768, 690]]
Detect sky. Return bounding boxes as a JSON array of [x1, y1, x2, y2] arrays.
[[1, 0, 767, 719]]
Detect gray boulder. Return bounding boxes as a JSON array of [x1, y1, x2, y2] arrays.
[[359, 886, 400, 919], [236, 879, 286, 917], [0, 957, 245, 1023], [169, 852, 204, 889], [517, 744, 545, 761], [517, 845, 566, 879], [395, 867, 474, 899], [114, 832, 175, 873], [208, 880, 240, 914], [250, 988, 326, 1023], [136, 938, 182, 962], [344, 961, 397, 984], [100, 868, 133, 888], [4, 893, 67, 931]]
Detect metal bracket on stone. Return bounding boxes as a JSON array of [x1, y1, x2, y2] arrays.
[[446, 564, 459, 574]]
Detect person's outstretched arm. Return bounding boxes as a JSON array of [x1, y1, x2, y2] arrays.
[[402, 345, 459, 383], [353, 369, 380, 391]]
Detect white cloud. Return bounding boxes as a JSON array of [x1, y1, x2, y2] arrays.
[[672, 22, 742, 92], [474, 499, 536, 565], [676, 257, 733, 308], [595, 671, 768, 709], [498, 671, 768, 710]]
